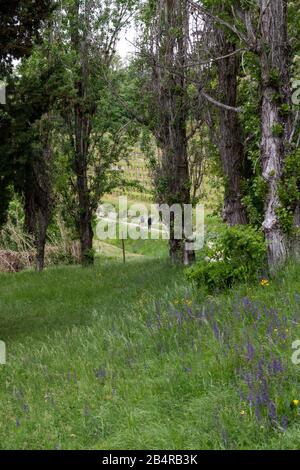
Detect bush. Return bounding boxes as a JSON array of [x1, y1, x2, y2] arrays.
[[0, 199, 81, 271], [186, 225, 267, 293], [0, 250, 27, 272]]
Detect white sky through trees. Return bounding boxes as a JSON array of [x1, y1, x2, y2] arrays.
[[117, 23, 137, 59]]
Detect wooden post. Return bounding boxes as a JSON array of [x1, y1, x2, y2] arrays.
[[121, 238, 126, 263]]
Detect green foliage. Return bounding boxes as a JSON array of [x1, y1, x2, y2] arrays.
[[0, 0, 53, 76], [268, 68, 281, 87], [236, 42, 289, 228], [279, 103, 291, 117], [276, 206, 294, 235], [186, 225, 267, 293], [82, 248, 96, 266], [0, 50, 59, 228], [242, 176, 268, 226], [272, 122, 285, 137], [238, 52, 262, 224], [278, 148, 300, 233]]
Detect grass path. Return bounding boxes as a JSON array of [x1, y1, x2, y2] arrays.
[[94, 240, 144, 259]]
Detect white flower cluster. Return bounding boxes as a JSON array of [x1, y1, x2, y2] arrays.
[[205, 241, 224, 263]]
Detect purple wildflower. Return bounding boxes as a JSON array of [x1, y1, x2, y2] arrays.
[[94, 367, 106, 380], [246, 342, 255, 361], [268, 401, 277, 422], [281, 415, 288, 430], [213, 322, 221, 341]]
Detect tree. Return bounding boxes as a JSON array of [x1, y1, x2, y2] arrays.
[[54, 0, 137, 265], [0, 0, 53, 76], [136, 0, 195, 264], [215, 28, 248, 225], [189, 0, 296, 269], [259, 0, 292, 268], [188, 0, 248, 226], [0, 0, 53, 231], [1, 49, 58, 271]]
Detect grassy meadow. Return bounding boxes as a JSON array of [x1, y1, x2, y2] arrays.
[[1, 222, 300, 449]]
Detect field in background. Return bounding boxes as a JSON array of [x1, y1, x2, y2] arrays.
[[112, 148, 223, 211], [98, 187, 223, 259], [113, 149, 153, 200]]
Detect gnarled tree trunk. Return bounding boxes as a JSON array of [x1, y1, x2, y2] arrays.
[[35, 209, 48, 272], [259, 0, 291, 268], [152, 0, 195, 264], [216, 32, 247, 226], [23, 118, 54, 272], [75, 135, 94, 266], [70, 0, 95, 266]]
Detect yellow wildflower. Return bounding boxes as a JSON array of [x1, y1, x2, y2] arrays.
[[240, 410, 246, 416], [260, 279, 270, 287], [292, 399, 299, 407]]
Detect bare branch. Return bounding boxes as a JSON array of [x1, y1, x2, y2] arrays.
[[187, 0, 249, 46], [201, 90, 242, 113]]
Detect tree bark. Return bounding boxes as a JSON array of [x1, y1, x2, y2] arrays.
[[259, 0, 291, 268], [75, 145, 94, 266], [34, 124, 54, 272], [73, 85, 94, 266], [216, 32, 248, 226], [152, 0, 195, 264], [70, 0, 95, 266], [23, 117, 54, 272], [35, 209, 47, 272], [24, 182, 36, 237]]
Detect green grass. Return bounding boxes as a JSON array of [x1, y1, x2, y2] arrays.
[[1, 244, 300, 449], [102, 233, 169, 258], [96, 195, 169, 258]]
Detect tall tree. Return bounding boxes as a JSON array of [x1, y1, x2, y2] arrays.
[[0, 0, 53, 230], [259, 0, 292, 267], [188, 0, 249, 226], [138, 0, 195, 264], [0, 0, 53, 75], [215, 29, 248, 226], [1, 49, 58, 271], [189, 0, 295, 269], [56, 0, 137, 265]]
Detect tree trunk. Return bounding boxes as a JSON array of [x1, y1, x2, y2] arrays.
[[74, 118, 94, 266], [35, 209, 47, 272], [154, 0, 195, 264], [160, 109, 194, 264], [70, 0, 95, 266], [77, 171, 94, 266], [23, 118, 54, 272], [216, 33, 248, 226], [259, 0, 291, 268], [24, 183, 36, 237], [78, 219, 93, 266], [34, 125, 54, 272]]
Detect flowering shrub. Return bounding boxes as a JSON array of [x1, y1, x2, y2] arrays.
[[186, 225, 267, 293]]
